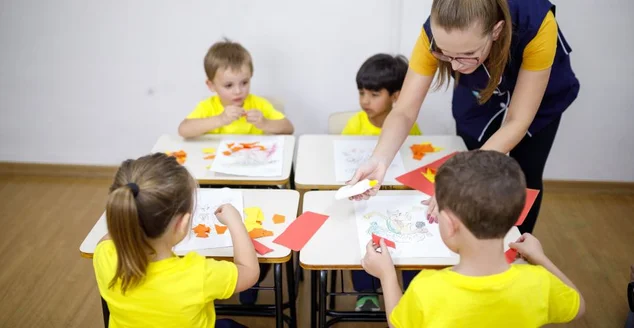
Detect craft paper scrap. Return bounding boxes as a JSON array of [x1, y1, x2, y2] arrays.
[[410, 142, 443, 160], [244, 207, 264, 232], [203, 147, 216, 154], [272, 214, 285, 224], [252, 239, 274, 255], [210, 136, 284, 177], [174, 188, 243, 252], [371, 233, 396, 249], [421, 168, 437, 183], [333, 140, 406, 183], [505, 248, 518, 264], [272, 211, 330, 251], [395, 152, 458, 196], [166, 150, 187, 165], [516, 189, 540, 226], [355, 195, 453, 258], [249, 228, 274, 239]]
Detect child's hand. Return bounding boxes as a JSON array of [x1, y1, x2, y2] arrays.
[[214, 204, 242, 226], [361, 238, 395, 280], [221, 106, 245, 125], [509, 233, 547, 264], [422, 196, 439, 223], [245, 110, 265, 127]]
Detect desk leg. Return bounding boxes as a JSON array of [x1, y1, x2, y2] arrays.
[[319, 270, 327, 328], [101, 297, 109, 328], [311, 270, 317, 328], [285, 260, 297, 328], [274, 263, 283, 328]]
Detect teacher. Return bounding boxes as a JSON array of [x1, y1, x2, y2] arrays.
[[348, 0, 579, 234]]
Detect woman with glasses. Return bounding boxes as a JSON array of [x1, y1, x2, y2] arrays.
[[349, 0, 579, 235]]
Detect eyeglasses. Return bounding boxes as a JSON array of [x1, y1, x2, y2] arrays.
[[428, 36, 490, 66]]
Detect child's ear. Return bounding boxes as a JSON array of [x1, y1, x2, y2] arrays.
[[391, 90, 401, 103], [205, 80, 216, 93], [175, 213, 192, 235], [441, 210, 460, 237]]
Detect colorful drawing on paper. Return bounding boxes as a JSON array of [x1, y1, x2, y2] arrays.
[[174, 188, 244, 252], [354, 195, 454, 258], [210, 136, 285, 177], [333, 140, 406, 183]]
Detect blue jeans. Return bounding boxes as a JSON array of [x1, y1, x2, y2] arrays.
[[351, 270, 418, 292]]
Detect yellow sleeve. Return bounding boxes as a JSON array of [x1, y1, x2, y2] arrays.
[[389, 285, 424, 327], [546, 269, 580, 323], [409, 28, 438, 76], [93, 240, 117, 290], [252, 97, 285, 120], [186, 98, 217, 119], [522, 11, 558, 71], [203, 259, 238, 302], [341, 114, 361, 135], [409, 122, 422, 136]]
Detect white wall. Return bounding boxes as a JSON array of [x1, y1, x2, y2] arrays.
[[0, 0, 632, 181]]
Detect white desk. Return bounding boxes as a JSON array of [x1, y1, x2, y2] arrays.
[[151, 134, 296, 186], [294, 135, 467, 190], [80, 189, 300, 263], [299, 190, 521, 269]]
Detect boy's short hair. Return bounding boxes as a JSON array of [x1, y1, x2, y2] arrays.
[[204, 38, 253, 81], [356, 54, 408, 94], [435, 150, 526, 239]]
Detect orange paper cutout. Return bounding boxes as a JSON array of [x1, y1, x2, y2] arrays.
[[409, 142, 443, 160], [204, 154, 216, 160], [222, 151, 232, 156], [166, 150, 188, 164], [272, 214, 286, 224], [214, 224, 228, 234], [193, 224, 210, 238], [249, 228, 274, 239]]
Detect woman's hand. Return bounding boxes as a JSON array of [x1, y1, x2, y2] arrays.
[[346, 157, 388, 201]]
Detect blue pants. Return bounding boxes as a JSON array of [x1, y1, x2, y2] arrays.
[[351, 270, 418, 292], [216, 319, 247, 328]]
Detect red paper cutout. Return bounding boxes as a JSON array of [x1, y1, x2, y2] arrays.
[[272, 211, 330, 251], [371, 233, 396, 249], [252, 239, 273, 255], [505, 248, 518, 264], [516, 189, 540, 226], [396, 152, 457, 195]]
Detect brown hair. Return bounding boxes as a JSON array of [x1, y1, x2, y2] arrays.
[[435, 150, 526, 239], [204, 38, 253, 81], [106, 153, 196, 293], [430, 0, 512, 104]]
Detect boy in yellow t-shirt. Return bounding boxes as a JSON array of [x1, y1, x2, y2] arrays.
[[178, 39, 294, 138], [361, 150, 586, 328], [342, 54, 421, 136]]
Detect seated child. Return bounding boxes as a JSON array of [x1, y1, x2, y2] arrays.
[[362, 150, 586, 327], [178, 39, 294, 137], [342, 53, 421, 136], [346, 53, 421, 312], [93, 153, 259, 327]]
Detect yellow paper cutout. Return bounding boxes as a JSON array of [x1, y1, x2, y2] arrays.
[[421, 168, 436, 183], [202, 147, 216, 154], [244, 207, 264, 232]]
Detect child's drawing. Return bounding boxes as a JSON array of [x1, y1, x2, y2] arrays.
[[174, 188, 244, 252], [354, 195, 453, 258], [333, 140, 405, 183], [210, 136, 285, 177]]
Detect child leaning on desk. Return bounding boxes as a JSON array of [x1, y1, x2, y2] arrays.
[[344, 53, 422, 312], [178, 38, 294, 138], [362, 150, 586, 327], [92, 153, 258, 328]]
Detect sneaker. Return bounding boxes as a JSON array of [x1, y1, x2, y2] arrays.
[[239, 284, 259, 305], [355, 295, 380, 311]]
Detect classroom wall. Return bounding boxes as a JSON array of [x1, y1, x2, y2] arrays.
[[1, 0, 632, 182]]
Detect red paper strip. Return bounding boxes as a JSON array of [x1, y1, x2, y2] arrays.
[[516, 189, 540, 226], [505, 248, 518, 264], [272, 211, 330, 251], [396, 152, 458, 195], [371, 233, 396, 249], [251, 239, 273, 255]]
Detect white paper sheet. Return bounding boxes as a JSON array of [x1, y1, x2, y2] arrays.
[[174, 188, 243, 252], [210, 136, 284, 177], [354, 195, 453, 258], [333, 140, 405, 183]]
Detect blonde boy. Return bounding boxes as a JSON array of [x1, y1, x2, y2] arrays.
[[362, 150, 585, 327], [179, 39, 293, 137]]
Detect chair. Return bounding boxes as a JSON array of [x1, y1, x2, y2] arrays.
[[328, 111, 357, 134]]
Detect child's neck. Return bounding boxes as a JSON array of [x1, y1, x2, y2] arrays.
[[368, 111, 389, 129], [148, 238, 176, 262], [452, 238, 510, 276]]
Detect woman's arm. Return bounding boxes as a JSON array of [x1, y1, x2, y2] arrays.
[[372, 70, 433, 164], [480, 67, 550, 153]]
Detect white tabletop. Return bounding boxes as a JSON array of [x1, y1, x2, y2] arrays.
[[80, 189, 300, 263], [294, 135, 467, 190], [299, 190, 521, 269], [151, 134, 296, 185]]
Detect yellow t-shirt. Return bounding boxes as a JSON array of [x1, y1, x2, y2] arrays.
[[390, 264, 580, 328], [342, 111, 422, 136], [410, 11, 558, 76], [186, 94, 285, 135], [93, 240, 238, 328]]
